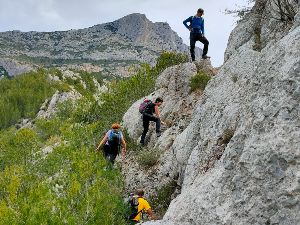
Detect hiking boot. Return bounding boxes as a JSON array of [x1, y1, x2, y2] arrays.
[[202, 55, 210, 59], [156, 132, 162, 137]]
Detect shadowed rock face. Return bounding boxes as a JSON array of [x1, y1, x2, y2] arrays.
[[123, 1, 300, 224], [0, 13, 201, 77]]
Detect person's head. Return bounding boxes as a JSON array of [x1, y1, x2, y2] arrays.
[[155, 97, 163, 107], [197, 8, 204, 17], [111, 123, 121, 131], [136, 189, 145, 197]]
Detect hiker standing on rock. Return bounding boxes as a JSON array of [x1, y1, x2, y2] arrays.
[[183, 8, 210, 61], [96, 123, 126, 166], [140, 97, 165, 146]]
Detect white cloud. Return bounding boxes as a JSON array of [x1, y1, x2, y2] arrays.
[[0, 0, 252, 66]]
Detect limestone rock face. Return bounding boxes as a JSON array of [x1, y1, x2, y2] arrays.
[[123, 1, 300, 224], [122, 59, 215, 198], [0, 58, 34, 76], [36, 89, 81, 119]]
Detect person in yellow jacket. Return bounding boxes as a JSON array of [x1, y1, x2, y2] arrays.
[[131, 189, 156, 224]]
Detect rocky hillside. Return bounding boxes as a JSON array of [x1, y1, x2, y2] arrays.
[[0, 13, 200, 77], [122, 1, 300, 224]]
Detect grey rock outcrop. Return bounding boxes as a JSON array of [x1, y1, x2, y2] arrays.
[[36, 89, 81, 119], [0, 58, 34, 76], [121, 59, 215, 197], [0, 13, 200, 77], [123, 1, 300, 224]]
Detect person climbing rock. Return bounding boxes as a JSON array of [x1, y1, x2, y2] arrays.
[[129, 189, 156, 224], [96, 123, 126, 167], [183, 8, 210, 61], [140, 97, 165, 146]]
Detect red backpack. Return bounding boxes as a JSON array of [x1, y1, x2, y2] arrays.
[[139, 99, 152, 114]]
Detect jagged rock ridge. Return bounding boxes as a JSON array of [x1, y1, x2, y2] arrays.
[[0, 13, 200, 76]]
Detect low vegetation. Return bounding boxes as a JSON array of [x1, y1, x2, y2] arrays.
[[137, 148, 162, 169], [0, 69, 67, 129], [190, 71, 211, 92]]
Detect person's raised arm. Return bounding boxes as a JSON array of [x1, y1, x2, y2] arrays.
[[147, 208, 156, 220], [154, 105, 160, 118], [154, 105, 166, 125], [121, 137, 127, 157], [183, 16, 192, 30], [96, 133, 108, 151]]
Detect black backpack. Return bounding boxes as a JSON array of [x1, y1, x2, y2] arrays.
[[127, 195, 143, 220]]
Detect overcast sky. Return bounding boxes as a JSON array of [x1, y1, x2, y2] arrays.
[[0, 0, 252, 66]]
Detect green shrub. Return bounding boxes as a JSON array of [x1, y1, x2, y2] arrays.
[[155, 52, 189, 74], [190, 71, 211, 92], [137, 148, 162, 169]]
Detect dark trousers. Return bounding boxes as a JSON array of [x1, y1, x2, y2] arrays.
[[190, 32, 209, 60], [140, 113, 161, 144], [103, 145, 118, 165]]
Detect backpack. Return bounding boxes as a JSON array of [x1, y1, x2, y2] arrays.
[[139, 99, 152, 114], [108, 130, 122, 148], [127, 195, 143, 220], [190, 16, 203, 33]]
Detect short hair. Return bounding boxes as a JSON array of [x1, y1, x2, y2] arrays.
[[136, 189, 145, 196], [111, 123, 121, 129], [197, 8, 204, 13], [155, 97, 163, 103]]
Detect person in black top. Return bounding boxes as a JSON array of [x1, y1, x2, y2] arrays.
[[140, 97, 165, 146]]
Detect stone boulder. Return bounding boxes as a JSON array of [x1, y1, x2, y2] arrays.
[[121, 59, 215, 199]]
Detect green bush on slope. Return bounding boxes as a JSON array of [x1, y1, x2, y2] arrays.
[[0, 69, 66, 129], [190, 71, 211, 92]]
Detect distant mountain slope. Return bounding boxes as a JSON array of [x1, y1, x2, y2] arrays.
[[0, 13, 200, 76]]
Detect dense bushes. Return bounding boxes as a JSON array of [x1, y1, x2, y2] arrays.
[[0, 69, 64, 129], [0, 127, 127, 225]]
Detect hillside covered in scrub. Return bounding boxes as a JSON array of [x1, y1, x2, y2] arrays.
[[0, 52, 190, 224]]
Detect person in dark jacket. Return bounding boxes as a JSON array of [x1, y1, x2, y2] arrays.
[[140, 97, 165, 146], [183, 8, 210, 61]]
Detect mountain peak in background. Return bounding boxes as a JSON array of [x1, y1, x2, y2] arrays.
[[0, 13, 201, 77]]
